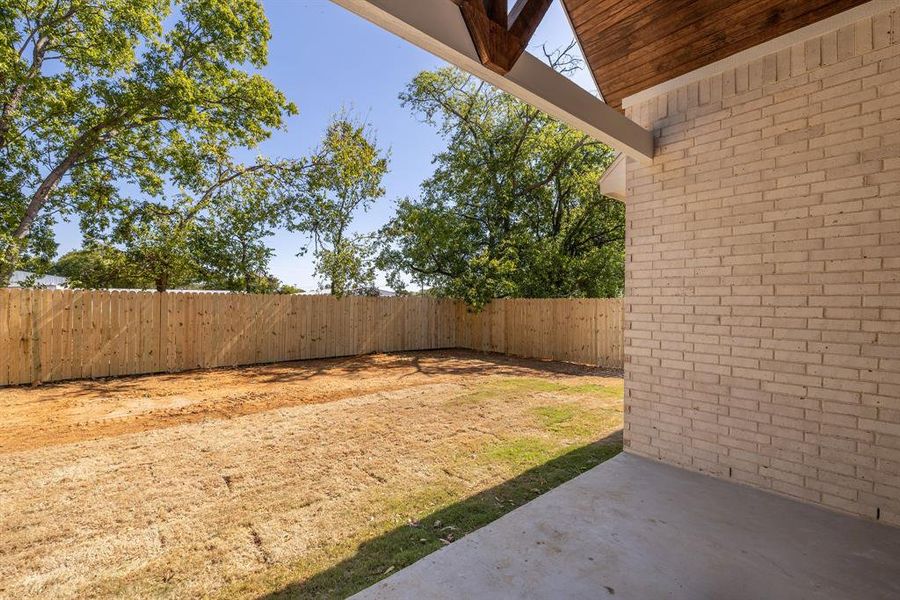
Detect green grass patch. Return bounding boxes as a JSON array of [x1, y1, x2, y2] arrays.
[[560, 381, 624, 399], [448, 377, 624, 406], [482, 436, 557, 470], [532, 403, 622, 439], [483, 377, 566, 393], [534, 404, 581, 430]]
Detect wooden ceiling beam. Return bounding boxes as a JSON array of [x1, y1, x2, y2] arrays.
[[509, 0, 553, 44], [485, 0, 508, 29], [457, 0, 553, 75]]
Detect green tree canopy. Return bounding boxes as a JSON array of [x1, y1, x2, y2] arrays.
[[77, 116, 386, 294], [0, 0, 296, 285], [51, 245, 149, 289], [103, 153, 304, 292], [283, 118, 389, 297], [190, 168, 283, 293], [379, 60, 624, 308]]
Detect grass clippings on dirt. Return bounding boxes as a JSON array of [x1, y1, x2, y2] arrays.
[[0, 350, 623, 599]]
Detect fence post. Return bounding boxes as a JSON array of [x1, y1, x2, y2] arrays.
[[29, 289, 41, 384]]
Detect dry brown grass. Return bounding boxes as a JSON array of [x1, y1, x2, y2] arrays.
[[0, 350, 623, 599]]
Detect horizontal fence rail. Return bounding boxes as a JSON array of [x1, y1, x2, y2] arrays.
[[0, 289, 623, 386]]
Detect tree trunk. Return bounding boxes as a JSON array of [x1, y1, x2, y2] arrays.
[[3, 117, 110, 286], [15, 150, 81, 236], [155, 275, 168, 293], [241, 242, 250, 292], [0, 37, 48, 151], [5, 141, 87, 287], [0, 241, 21, 286]]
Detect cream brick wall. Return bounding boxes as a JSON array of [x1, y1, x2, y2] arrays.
[[623, 8, 900, 525]]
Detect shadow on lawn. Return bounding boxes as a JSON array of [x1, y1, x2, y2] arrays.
[[261, 431, 623, 600]]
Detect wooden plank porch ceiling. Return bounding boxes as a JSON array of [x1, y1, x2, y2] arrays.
[[561, 0, 873, 109]]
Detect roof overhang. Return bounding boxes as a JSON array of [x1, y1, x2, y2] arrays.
[[563, 0, 878, 110], [620, 0, 896, 110], [328, 0, 655, 164]]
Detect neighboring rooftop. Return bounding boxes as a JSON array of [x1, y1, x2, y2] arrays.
[[7, 271, 68, 289]]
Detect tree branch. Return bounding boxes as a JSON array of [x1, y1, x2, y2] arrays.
[[513, 136, 600, 197]]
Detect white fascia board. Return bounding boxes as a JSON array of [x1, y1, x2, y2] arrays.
[[329, 0, 654, 164], [599, 152, 626, 202]]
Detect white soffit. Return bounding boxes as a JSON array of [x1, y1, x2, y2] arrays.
[[599, 152, 626, 202], [622, 0, 899, 109], [329, 0, 655, 164]]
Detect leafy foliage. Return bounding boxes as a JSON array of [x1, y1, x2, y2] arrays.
[[190, 174, 282, 293], [70, 115, 388, 294], [51, 245, 148, 289], [0, 0, 296, 284], [283, 118, 389, 297], [104, 154, 301, 292], [379, 59, 624, 308], [110, 195, 202, 292]]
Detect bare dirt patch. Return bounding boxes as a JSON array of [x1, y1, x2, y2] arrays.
[[0, 350, 623, 599], [0, 350, 616, 454]]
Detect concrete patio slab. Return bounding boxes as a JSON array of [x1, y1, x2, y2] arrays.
[[353, 452, 900, 600]]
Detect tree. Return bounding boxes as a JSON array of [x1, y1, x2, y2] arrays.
[[191, 172, 282, 293], [313, 233, 379, 296], [0, 0, 296, 285], [107, 153, 298, 292], [110, 196, 200, 292], [284, 118, 388, 297], [51, 245, 149, 289], [379, 50, 624, 308], [80, 116, 373, 294]]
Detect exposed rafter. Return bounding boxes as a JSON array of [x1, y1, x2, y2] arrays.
[[485, 0, 508, 28], [455, 0, 553, 75], [508, 0, 551, 47]]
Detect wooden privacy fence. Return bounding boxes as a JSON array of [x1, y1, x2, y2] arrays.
[[0, 289, 624, 386], [455, 298, 624, 368]]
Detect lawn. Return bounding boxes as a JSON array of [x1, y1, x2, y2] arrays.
[[0, 350, 623, 599]]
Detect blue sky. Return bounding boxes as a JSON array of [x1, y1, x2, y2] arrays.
[[54, 0, 592, 291]]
